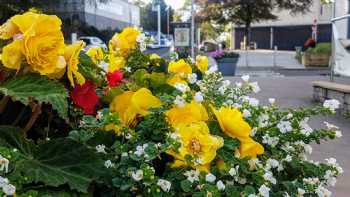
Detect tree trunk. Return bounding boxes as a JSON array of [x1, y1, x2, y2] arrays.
[[244, 22, 251, 50]]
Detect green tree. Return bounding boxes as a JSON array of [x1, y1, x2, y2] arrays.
[[138, 0, 174, 34], [197, 0, 313, 47]]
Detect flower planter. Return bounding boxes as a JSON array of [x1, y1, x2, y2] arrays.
[[216, 57, 238, 76], [302, 53, 330, 67]]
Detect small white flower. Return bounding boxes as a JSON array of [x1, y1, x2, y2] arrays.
[[2, 184, 16, 196], [216, 180, 225, 191], [229, 166, 239, 176], [323, 99, 340, 111], [95, 144, 106, 154], [131, 170, 144, 181], [187, 73, 198, 84], [236, 82, 242, 88], [174, 83, 189, 93], [194, 92, 204, 103], [262, 135, 279, 147], [335, 130, 342, 138], [284, 155, 292, 162], [304, 144, 313, 154], [258, 184, 270, 197], [277, 121, 293, 133], [268, 98, 276, 105], [170, 133, 180, 140], [297, 188, 306, 196], [104, 160, 114, 168], [157, 179, 171, 192], [218, 86, 227, 95], [121, 152, 128, 157], [248, 98, 259, 107], [266, 159, 280, 169], [248, 194, 259, 197], [0, 155, 9, 173], [205, 173, 216, 183], [96, 111, 103, 120], [243, 109, 251, 118], [206, 65, 218, 74], [263, 171, 277, 184], [300, 118, 313, 136], [98, 61, 109, 71], [250, 82, 261, 93], [315, 185, 332, 197], [124, 66, 132, 73], [174, 96, 186, 108], [0, 177, 9, 187], [222, 80, 231, 87], [184, 170, 200, 183], [241, 75, 250, 82]]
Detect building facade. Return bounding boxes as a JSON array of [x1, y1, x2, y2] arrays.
[[231, 0, 350, 50], [51, 0, 140, 31]]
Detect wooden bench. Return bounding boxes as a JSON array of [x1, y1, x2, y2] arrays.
[[312, 80, 350, 114]]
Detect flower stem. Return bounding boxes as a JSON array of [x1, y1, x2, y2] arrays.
[[23, 103, 42, 137], [0, 96, 10, 114]]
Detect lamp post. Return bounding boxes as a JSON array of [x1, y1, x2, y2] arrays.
[[191, 0, 195, 59]]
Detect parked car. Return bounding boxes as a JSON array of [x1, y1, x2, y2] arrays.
[[79, 36, 107, 51], [145, 32, 173, 48]]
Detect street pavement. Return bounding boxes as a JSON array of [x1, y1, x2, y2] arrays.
[[226, 76, 350, 197]]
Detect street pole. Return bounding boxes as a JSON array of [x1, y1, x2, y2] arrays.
[[167, 7, 170, 37], [330, 1, 336, 82], [191, 0, 195, 59], [157, 4, 161, 46]]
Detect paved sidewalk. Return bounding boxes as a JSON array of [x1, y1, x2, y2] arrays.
[[226, 76, 350, 197]]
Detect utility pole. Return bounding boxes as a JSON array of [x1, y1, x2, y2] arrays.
[[191, 0, 195, 59], [157, 4, 161, 46], [167, 6, 170, 37]]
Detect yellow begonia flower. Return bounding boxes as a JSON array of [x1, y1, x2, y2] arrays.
[[167, 75, 187, 86], [110, 88, 161, 126], [196, 55, 209, 73], [20, 12, 66, 76], [109, 27, 140, 57], [108, 54, 125, 72], [105, 123, 122, 136], [213, 106, 264, 158], [1, 11, 66, 77], [1, 40, 24, 70], [0, 20, 19, 39], [167, 122, 223, 171], [168, 59, 192, 75], [166, 101, 208, 127], [86, 47, 104, 64], [64, 41, 86, 87]]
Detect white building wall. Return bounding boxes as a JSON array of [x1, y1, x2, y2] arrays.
[[84, 0, 140, 29]]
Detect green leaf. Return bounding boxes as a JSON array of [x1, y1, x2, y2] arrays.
[[180, 180, 193, 192], [0, 74, 68, 119], [78, 53, 105, 86], [0, 126, 105, 193]]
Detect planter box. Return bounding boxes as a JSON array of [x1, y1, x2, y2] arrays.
[[216, 58, 238, 76], [302, 53, 330, 67]]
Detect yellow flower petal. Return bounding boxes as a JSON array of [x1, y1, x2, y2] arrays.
[[168, 59, 192, 75], [131, 88, 162, 116], [196, 55, 208, 73], [167, 75, 187, 86], [108, 54, 125, 72], [0, 20, 20, 39], [1, 40, 24, 70], [86, 47, 104, 64], [239, 137, 265, 158], [166, 102, 208, 127], [64, 41, 86, 87]]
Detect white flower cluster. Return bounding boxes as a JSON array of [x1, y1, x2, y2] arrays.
[[323, 99, 340, 112], [0, 156, 15, 196], [0, 177, 16, 196]]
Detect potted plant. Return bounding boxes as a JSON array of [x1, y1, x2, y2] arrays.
[[302, 43, 331, 67], [209, 50, 240, 76]]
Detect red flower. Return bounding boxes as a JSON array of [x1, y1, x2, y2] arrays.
[[107, 70, 123, 87], [71, 81, 99, 115]]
